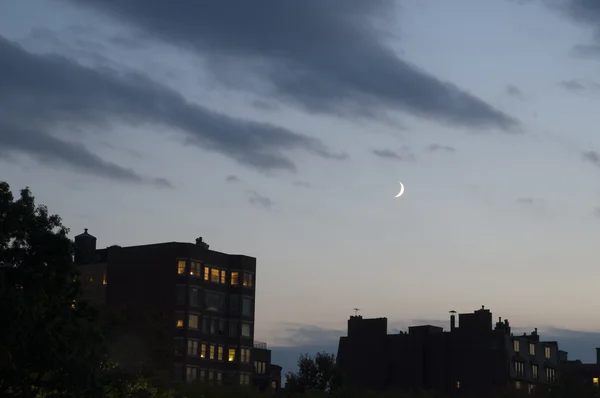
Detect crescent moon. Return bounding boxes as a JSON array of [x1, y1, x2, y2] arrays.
[[395, 182, 405, 198]]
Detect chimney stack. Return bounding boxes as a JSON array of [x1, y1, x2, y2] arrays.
[[450, 310, 457, 331], [596, 348, 600, 365]]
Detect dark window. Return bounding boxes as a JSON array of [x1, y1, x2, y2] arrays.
[[243, 273, 254, 288], [218, 319, 227, 335], [175, 285, 186, 306], [205, 291, 224, 312], [189, 287, 199, 307], [242, 297, 253, 317], [241, 323, 252, 338], [173, 364, 184, 382], [174, 338, 185, 355], [230, 295, 239, 314], [202, 316, 210, 334], [190, 261, 201, 277], [210, 318, 218, 334], [229, 320, 238, 337]]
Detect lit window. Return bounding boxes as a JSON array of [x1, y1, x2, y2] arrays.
[[532, 365, 538, 379], [188, 314, 199, 329], [243, 273, 254, 288], [190, 261, 201, 277], [210, 268, 220, 283], [177, 260, 186, 275], [514, 361, 524, 377], [546, 367, 555, 382], [102, 274, 107, 285], [228, 348, 236, 362], [201, 344, 206, 359], [593, 377, 599, 386], [529, 343, 535, 356], [241, 348, 251, 363], [240, 373, 251, 385], [231, 271, 239, 285], [515, 381, 522, 390], [188, 339, 199, 356], [217, 346, 223, 360], [455, 381, 460, 389], [204, 266, 209, 281], [254, 361, 266, 374], [241, 323, 252, 337], [513, 340, 520, 353], [186, 366, 198, 383], [209, 345, 215, 360], [220, 270, 226, 284], [175, 312, 184, 328], [545, 346, 551, 359]]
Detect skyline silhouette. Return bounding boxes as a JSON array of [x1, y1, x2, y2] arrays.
[[3, 0, 600, 381]]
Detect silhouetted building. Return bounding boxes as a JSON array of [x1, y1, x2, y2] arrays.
[[75, 230, 280, 390], [337, 306, 566, 395], [561, 348, 600, 387]]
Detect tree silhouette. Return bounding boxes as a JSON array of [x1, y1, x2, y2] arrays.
[[0, 182, 104, 397], [285, 352, 342, 394]]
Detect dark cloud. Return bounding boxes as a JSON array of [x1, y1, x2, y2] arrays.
[[582, 150, 600, 168], [225, 175, 240, 183], [516, 197, 536, 205], [248, 191, 273, 209], [66, 0, 518, 131], [571, 44, 600, 59], [558, 79, 600, 92], [0, 121, 171, 188], [426, 143, 456, 152], [293, 180, 311, 188], [506, 84, 525, 99], [550, 1, 600, 57], [372, 149, 415, 161], [0, 36, 340, 177]]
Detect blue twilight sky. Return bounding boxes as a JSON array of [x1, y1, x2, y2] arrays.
[[3, 0, 600, 372]]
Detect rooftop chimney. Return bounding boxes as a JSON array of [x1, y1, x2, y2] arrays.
[[450, 310, 457, 331], [596, 348, 600, 365], [195, 237, 209, 249]]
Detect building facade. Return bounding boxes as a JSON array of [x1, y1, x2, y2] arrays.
[[337, 306, 566, 395], [75, 229, 280, 390]]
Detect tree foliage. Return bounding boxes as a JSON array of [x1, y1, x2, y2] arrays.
[[285, 352, 342, 394], [0, 182, 104, 397]]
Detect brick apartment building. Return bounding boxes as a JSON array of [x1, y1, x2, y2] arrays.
[[74, 229, 281, 390], [337, 306, 567, 395]]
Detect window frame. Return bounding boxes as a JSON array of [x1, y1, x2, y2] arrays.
[[188, 313, 200, 329], [177, 259, 187, 275]]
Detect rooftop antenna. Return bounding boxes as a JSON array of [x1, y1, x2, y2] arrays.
[[353, 308, 360, 316]]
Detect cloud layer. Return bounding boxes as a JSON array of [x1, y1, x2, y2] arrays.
[[0, 36, 340, 183], [66, 0, 518, 131]]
